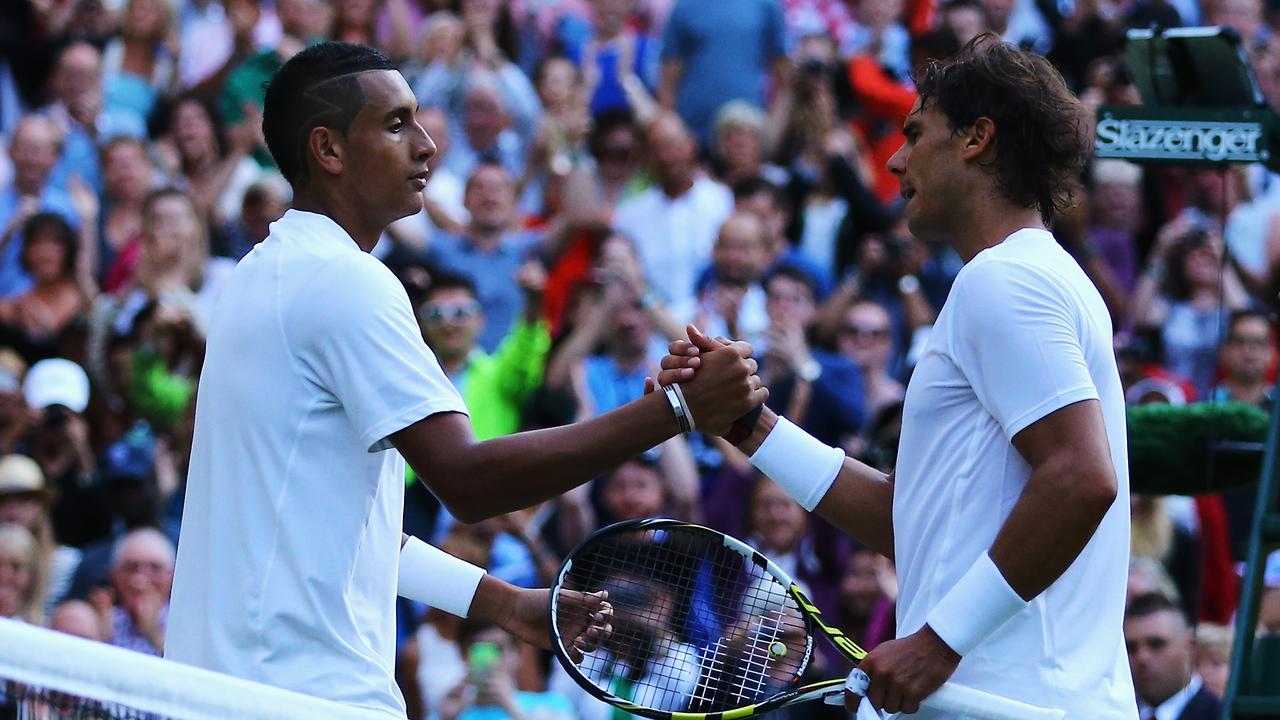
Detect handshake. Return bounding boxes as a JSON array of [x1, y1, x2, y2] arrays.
[[643, 324, 770, 442]]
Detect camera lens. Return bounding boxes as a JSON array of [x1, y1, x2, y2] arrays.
[[43, 405, 70, 427]]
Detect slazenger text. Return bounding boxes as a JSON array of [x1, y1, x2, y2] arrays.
[[1096, 118, 1265, 162]]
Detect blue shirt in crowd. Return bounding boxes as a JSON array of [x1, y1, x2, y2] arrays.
[[660, 0, 788, 142], [426, 230, 541, 353]]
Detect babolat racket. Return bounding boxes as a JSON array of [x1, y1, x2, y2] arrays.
[[549, 519, 1065, 720]]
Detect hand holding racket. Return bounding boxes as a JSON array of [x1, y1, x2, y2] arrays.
[[549, 519, 1065, 720]]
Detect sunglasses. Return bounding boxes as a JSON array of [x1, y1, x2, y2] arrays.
[[841, 325, 890, 340], [422, 301, 482, 322]]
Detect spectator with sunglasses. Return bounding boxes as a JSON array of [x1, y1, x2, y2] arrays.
[[835, 299, 904, 425], [417, 266, 550, 442], [426, 162, 544, 353]]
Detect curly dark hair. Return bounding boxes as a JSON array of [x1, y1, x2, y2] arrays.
[[914, 34, 1090, 223]]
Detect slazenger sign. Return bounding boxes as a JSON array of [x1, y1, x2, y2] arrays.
[[1095, 117, 1268, 163]]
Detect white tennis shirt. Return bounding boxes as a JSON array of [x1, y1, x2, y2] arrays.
[[165, 210, 467, 718], [894, 229, 1136, 719]]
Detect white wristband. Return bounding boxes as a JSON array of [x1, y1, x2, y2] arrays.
[[747, 416, 844, 511], [398, 536, 486, 618], [925, 551, 1028, 656]]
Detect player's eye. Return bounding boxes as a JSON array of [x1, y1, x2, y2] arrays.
[[390, 121, 404, 133]]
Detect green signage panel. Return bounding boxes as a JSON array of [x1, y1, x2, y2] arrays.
[[1095, 106, 1280, 171]]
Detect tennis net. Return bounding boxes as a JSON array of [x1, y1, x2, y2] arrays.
[[0, 619, 388, 720]]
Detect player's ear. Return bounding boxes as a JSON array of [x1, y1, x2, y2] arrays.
[[308, 126, 344, 178], [961, 116, 996, 161]]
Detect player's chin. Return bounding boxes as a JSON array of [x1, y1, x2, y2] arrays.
[[391, 189, 425, 220]]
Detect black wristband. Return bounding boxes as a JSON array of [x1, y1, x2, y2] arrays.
[[723, 403, 765, 446]]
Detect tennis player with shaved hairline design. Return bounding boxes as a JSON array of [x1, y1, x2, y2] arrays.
[[658, 36, 1136, 719], [164, 42, 767, 719]]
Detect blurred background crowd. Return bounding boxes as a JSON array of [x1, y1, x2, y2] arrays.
[[1, 0, 1280, 716]]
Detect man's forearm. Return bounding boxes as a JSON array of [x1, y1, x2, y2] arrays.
[[739, 408, 895, 557], [397, 392, 678, 522]]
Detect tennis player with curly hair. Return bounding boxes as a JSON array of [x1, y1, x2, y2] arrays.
[[661, 36, 1135, 719]]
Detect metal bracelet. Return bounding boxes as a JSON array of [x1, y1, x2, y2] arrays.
[[661, 384, 692, 434], [670, 383, 697, 434]]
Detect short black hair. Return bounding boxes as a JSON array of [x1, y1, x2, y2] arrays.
[[424, 272, 478, 302], [764, 264, 818, 300], [1227, 308, 1273, 338], [262, 42, 397, 189], [589, 108, 637, 158], [731, 176, 788, 210], [1125, 592, 1185, 623], [20, 213, 77, 277]]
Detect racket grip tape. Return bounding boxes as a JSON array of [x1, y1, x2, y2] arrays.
[[841, 670, 1066, 720]]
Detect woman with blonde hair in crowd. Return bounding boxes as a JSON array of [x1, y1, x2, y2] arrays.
[[102, 0, 178, 132], [98, 189, 234, 341], [0, 455, 81, 616], [1127, 556, 1182, 606], [0, 523, 48, 624], [1194, 623, 1233, 698], [1130, 495, 1200, 620], [88, 189, 233, 425]]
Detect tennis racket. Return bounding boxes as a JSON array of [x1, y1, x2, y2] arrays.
[[549, 518, 1065, 720]]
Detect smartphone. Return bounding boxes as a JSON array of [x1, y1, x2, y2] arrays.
[[468, 641, 501, 681]]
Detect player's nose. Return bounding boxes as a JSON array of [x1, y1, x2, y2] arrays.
[[414, 124, 437, 162]]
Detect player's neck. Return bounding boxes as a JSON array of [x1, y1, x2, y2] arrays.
[[950, 201, 1046, 263], [292, 186, 386, 252]]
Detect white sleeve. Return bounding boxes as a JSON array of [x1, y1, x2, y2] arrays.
[[949, 259, 1099, 440], [295, 255, 468, 452]]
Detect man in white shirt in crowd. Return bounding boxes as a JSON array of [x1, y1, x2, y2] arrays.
[[657, 35, 1135, 718], [1125, 592, 1223, 720], [165, 42, 766, 719], [613, 112, 732, 311]]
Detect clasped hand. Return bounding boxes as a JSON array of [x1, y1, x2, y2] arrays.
[[643, 324, 768, 436]]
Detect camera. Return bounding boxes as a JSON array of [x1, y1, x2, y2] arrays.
[[799, 58, 829, 77], [42, 405, 71, 429]]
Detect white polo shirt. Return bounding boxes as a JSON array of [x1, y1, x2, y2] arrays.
[[165, 210, 467, 718], [613, 175, 733, 309], [893, 229, 1136, 719]]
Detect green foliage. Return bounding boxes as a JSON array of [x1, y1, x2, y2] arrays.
[[1127, 402, 1270, 495]]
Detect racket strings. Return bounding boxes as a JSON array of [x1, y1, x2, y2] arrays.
[[734, 607, 787, 702], [559, 526, 810, 714]]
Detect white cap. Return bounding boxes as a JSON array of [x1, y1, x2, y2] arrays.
[[0, 455, 45, 495], [23, 358, 90, 413]]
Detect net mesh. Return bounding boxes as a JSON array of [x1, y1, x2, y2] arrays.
[[0, 619, 387, 720], [555, 524, 811, 715]]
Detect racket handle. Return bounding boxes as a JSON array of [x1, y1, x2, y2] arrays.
[[924, 682, 1066, 720], [842, 670, 1066, 720]]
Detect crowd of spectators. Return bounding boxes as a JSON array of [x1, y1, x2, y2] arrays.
[[1, 0, 1280, 716]]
